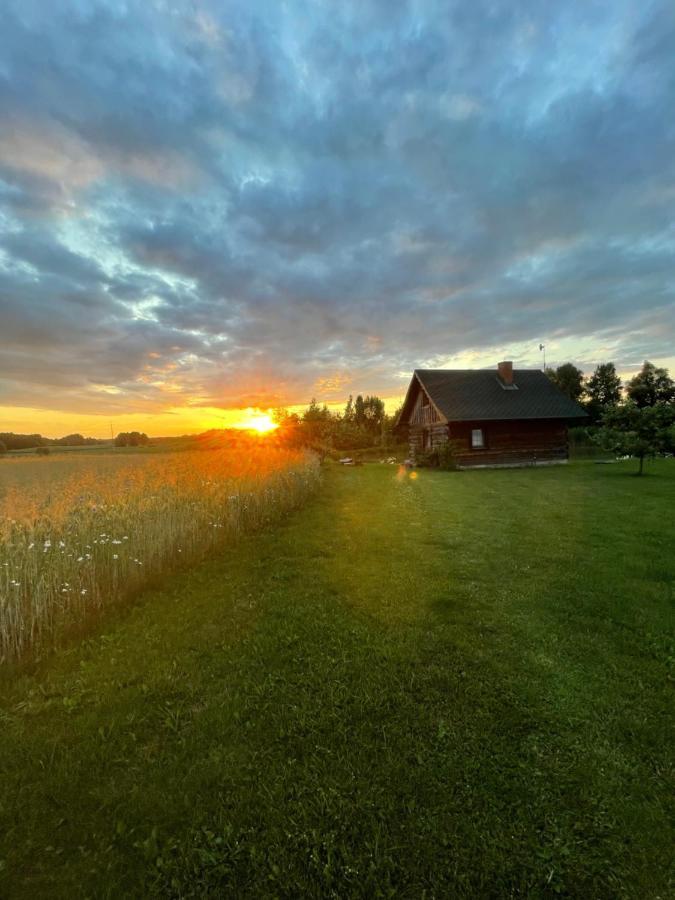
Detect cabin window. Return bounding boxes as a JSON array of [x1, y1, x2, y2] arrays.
[[471, 428, 485, 449], [422, 429, 430, 450]]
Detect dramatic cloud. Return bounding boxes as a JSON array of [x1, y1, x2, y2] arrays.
[[1, 0, 674, 425]]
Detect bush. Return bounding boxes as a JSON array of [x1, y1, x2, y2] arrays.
[[416, 442, 458, 470], [0, 440, 7, 456], [35, 446, 50, 456]]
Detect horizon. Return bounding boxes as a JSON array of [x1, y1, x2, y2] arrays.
[[2, 356, 673, 440], [1, 2, 674, 436]]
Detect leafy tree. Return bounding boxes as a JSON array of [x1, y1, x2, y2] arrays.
[[278, 395, 400, 452], [55, 433, 86, 446], [301, 399, 333, 443], [353, 395, 385, 434], [626, 360, 675, 408], [597, 402, 675, 475], [353, 395, 366, 428], [0, 432, 45, 450], [0, 440, 7, 456], [331, 419, 364, 450], [546, 363, 585, 401], [585, 362, 622, 423], [115, 431, 150, 447]]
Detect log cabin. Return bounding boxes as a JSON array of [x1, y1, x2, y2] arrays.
[[397, 361, 588, 468]]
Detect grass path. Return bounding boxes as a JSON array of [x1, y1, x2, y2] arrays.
[[1, 462, 673, 897]]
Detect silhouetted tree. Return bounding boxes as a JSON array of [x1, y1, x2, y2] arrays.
[[546, 363, 585, 401], [626, 360, 675, 408], [353, 395, 385, 434], [55, 433, 87, 446], [115, 431, 150, 447], [301, 400, 333, 443], [585, 363, 622, 423], [0, 433, 45, 450]]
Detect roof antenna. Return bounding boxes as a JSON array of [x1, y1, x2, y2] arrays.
[[539, 344, 546, 371]]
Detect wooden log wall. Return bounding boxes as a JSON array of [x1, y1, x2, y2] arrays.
[[409, 424, 450, 459], [409, 419, 569, 466]]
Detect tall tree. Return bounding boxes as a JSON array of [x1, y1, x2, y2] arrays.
[[360, 395, 385, 434], [301, 399, 333, 443], [585, 362, 622, 423], [546, 363, 584, 401], [354, 395, 366, 428], [626, 360, 675, 408]]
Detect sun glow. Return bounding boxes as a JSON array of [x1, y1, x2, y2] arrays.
[[231, 408, 279, 434]]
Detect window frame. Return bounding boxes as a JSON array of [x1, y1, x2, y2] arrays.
[[471, 428, 485, 449]]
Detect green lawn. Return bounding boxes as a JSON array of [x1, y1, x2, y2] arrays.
[[1, 461, 673, 898]]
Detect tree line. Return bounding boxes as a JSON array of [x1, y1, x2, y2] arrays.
[[275, 394, 398, 453], [0, 432, 150, 455], [0, 432, 107, 454], [546, 360, 675, 475], [546, 360, 674, 418]]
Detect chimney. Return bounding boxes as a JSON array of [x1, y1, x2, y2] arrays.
[[497, 360, 513, 385]]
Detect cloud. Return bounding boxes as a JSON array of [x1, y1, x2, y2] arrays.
[[0, 0, 674, 421]]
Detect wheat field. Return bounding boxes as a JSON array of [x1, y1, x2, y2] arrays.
[[0, 443, 320, 663]]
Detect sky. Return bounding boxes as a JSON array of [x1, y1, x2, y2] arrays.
[[1, 0, 674, 437]]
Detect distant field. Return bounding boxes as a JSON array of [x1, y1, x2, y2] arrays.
[[0, 451, 158, 503], [0, 443, 320, 663], [0, 460, 672, 897]]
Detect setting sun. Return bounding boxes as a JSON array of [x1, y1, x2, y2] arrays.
[[231, 408, 279, 434]]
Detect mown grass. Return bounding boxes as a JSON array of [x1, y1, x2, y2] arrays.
[[0, 461, 673, 897]]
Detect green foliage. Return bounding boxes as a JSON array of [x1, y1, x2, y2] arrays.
[[276, 394, 395, 451], [0, 441, 6, 456], [545, 362, 585, 401], [354, 394, 385, 433], [626, 360, 675, 408], [584, 362, 622, 423], [1, 463, 673, 897], [416, 441, 458, 470], [597, 401, 675, 474], [35, 446, 50, 456]]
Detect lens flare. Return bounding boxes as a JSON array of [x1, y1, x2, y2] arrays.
[[232, 409, 278, 434]]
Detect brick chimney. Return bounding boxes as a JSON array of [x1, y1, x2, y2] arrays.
[[497, 360, 513, 385]]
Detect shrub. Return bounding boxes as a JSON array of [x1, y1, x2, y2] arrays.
[[35, 446, 50, 456], [416, 442, 458, 470], [436, 442, 458, 470]]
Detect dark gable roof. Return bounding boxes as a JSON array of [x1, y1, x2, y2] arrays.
[[406, 369, 588, 422]]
